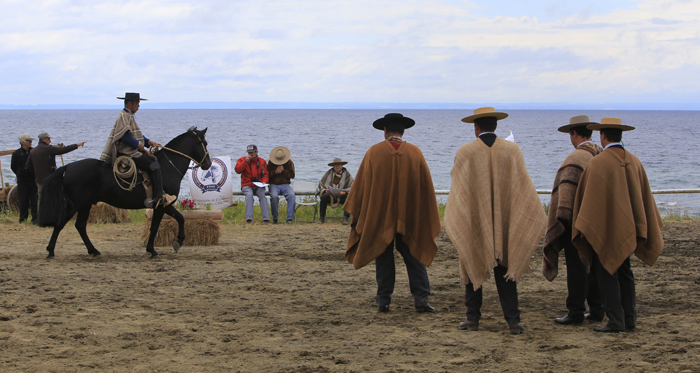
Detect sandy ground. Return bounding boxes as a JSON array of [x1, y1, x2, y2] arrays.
[[0, 218, 699, 373]]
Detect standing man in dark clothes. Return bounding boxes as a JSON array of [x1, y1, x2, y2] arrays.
[[542, 115, 605, 325], [26, 132, 85, 202], [267, 146, 295, 224], [10, 133, 38, 223]]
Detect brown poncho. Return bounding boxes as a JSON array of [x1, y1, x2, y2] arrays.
[[344, 140, 441, 270], [445, 138, 547, 289], [572, 148, 663, 275], [101, 110, 145, 164], [542, 142, 603, 281]]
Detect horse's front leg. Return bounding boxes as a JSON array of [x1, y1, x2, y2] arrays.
[[147, 207, 166, 258], [75, 206, 101, 257], [164, 205, 185, 253]]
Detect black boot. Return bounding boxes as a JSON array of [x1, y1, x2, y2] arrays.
[[144, 162, 164, 208]]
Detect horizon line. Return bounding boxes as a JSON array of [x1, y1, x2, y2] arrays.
[[1, 101, 699, 111]]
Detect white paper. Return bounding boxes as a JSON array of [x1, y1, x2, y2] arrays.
[[328, 187, 342, 196], [252, 182, 268, 188]]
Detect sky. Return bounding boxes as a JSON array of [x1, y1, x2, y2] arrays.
[[1, 0, 699, 107]]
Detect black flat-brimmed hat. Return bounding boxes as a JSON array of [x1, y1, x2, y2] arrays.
[[558, 115, 599, 133], [117, 92, 148, 101], [461, 107, 508, 123], [372, 113, 415, 130], [587, 118, 635, 131]]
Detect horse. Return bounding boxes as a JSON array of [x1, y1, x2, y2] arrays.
[[37, 127, 212, 258]]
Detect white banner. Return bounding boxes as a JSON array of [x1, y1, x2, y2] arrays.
[[188, 156, 233, 210]]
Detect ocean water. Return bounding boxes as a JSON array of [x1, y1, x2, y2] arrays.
[[1, 109, 698, 216]]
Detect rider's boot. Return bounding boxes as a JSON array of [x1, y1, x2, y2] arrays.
[[144, 162, 176, 208]]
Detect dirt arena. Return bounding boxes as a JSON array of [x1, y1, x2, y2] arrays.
[[1, 218, 699, 372]]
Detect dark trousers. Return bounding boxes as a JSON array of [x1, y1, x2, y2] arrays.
[[563, 238, 604, 319], [375, 236, 431, 308], [593, 253, 636, 330], [17, 181, 38, 224], [465, 264, 520, 325], [319, 193, 350, 218], [132, 155, 163, 199]]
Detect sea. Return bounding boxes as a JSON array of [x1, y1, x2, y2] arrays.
[[1, 109, 698, 217]]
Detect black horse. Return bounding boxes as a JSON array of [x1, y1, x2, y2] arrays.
[[37, 127, 212, 258]]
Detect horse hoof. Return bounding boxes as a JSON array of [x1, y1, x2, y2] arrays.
[[149, 253, 159, 259], [46, 254, 55, 259], [173, 241, 181, 253]]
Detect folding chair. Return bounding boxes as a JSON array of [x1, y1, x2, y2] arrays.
[[292, 181, 318, 223]]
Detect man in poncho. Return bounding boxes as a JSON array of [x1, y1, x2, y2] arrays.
[[445, 107, 546, 334], [572, 118, 663, 333], [344, 113, 441, 313], [101, 92, 175, 208], [542, 115, 605, 326]]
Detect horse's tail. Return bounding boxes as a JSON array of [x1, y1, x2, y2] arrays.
[[37, 166, 74, 228]]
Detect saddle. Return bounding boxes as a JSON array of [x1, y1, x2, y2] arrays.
[[115, 156, 153, 198]]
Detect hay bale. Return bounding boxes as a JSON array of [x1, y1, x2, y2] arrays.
[[140, 218, 220, 247], [71, 202, 131, 223]]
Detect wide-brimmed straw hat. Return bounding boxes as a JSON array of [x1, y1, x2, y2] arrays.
[[269, 146, 291, 165], [558, 115, 599, 133], [117, 92, 148, 101], [461, 107, 508, 123], [372, 113, 415, 130], [328, 158, 348, 166], [587, 118, 635, 131]]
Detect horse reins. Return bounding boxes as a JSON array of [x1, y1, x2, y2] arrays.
[[112, 131, 208, 190], [155, 133, 209, 177]]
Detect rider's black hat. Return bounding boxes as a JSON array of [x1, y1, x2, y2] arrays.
[[117, 92, 148, 101]]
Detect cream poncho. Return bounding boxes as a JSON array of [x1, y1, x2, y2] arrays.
[[445, 138, 547, 289]]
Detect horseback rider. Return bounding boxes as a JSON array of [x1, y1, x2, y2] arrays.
[[100, 92, 176, 208]]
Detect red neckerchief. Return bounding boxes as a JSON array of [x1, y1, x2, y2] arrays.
[[388, 136, 402, 150]]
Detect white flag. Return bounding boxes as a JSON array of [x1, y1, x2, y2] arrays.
[[188, 156, 234, 210]]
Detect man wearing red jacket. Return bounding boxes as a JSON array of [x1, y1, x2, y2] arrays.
[[234, 144, 270, 224]]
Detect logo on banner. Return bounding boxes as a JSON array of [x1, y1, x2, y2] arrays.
[[192, 158, 228, 193]]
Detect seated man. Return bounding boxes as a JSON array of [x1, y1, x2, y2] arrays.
[[267, 146, 295, 224], [234, 144, 270, 224], [315, 158, 353, 225]]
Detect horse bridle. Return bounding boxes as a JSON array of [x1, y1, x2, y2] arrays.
[[156, 128, 209, 176]]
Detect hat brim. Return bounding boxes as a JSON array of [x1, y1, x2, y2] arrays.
[[558, 122, 598, 133], [587, 123, 635, 131], [117, 97, 148, 101], [328, 161, 348, 166], [372, 117, 415, 130], [461, 112, 508, 123], [269, 147, 291, 165]]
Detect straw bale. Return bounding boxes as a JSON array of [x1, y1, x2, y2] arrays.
[[70, 202, 131, 223], [140, 218, 220, 247]]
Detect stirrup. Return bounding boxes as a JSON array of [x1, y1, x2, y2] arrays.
[[162, 194, 177, 207]]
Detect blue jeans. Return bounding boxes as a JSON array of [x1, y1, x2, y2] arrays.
[[269, 183, 295, 221], [241, 186, 270, 222]]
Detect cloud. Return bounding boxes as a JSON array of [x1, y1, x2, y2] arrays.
[[0, 0, 699, 105]]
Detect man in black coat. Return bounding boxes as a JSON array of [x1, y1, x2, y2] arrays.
[[10, 133, 38, 224], [26, 132, 85, 202]]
